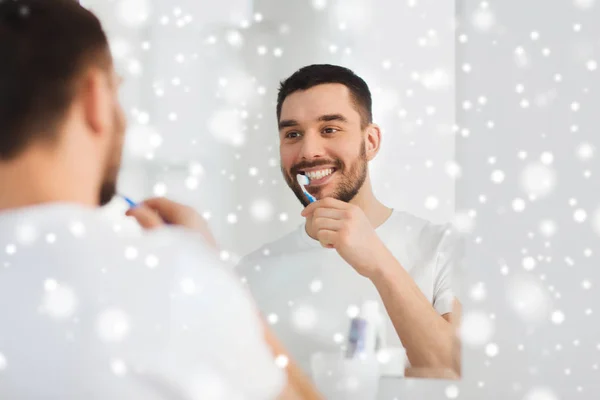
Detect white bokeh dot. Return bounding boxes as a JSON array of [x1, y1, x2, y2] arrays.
[[111, 359, 127, 377], [5, 244, 16, 255], [97, 309, 131, 343], [226, 30, 244, 47], [275, 355, 289, 368], [485, 343, 499, 357], [512, 198, 526, 212], [445, 384, 459, 399], [540, 152, 554, 165], [523, 387, 558, 400], [42, 283, 77, 319], [44, 279, 58, 291], [250, 199, 274, 222], [522, 256, 536, 271], [574, 209, 587, 223], [116, 0, 151, 28], [153, 182, 167, 196], [520, 163, 556, 198], [470, 282, 487, 302], [346, 305, 360, 318], [180, 278, 197, 295], [227, 213, 238, 224], [145, 254, 159, 269], [573, 0, 596, 9], [69, 221, 86, 238], [15, 224, 38, 245], [268, 313, 279, 324], [551, 310, 565, 325], [491, 170, 505, 184], [508, 275, 550, 322], [460, 311, 494, 347], [539, 220, 557, 237], [311, 0, 327, 10], [125, 246, 138, 260], [291, 305, 318, 332], [471, 7, 495, 31], [577, 142, 594, 160], [309, 280, 323, 293], [424, 196, 439, 210]]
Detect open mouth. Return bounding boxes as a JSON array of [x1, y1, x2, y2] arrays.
[[300, 167, 337, 186]]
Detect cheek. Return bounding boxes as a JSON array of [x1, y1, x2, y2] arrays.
[[279, 146, 297, 171]]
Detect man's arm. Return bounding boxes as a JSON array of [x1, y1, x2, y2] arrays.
[[259, 318, 323, 400], [371, 250, 461, 376], [301, 198, 462, 377]]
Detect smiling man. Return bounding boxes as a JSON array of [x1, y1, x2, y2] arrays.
[[237, 64, 463, 380]]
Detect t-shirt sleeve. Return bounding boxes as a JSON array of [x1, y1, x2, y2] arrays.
[[432, 223, 464, 316], [166, 239, 286, 400]]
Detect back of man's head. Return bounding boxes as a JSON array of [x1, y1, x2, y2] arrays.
[[0, 0, 110, 160]]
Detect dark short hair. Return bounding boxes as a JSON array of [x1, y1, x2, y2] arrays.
[[0, 0, 110, 160], [276, 64, 373, 129]]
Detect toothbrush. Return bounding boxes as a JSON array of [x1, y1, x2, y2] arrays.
[[296, 174, 316, 204], [121, 194, 172, 225], [120, 194, 138, 208]]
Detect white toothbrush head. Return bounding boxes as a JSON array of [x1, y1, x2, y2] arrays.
[[296, 174, 316, 203], [296, 173, 310, 186]]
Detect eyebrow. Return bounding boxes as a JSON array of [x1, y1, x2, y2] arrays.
[[278, 114, 349, 131], [278, 119, 299, 131], [318, 114, 348, 124]]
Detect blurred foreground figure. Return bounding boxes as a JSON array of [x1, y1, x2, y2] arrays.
[[0, 1, 320, 398]]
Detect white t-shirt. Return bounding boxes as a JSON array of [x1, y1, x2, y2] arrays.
[[0, 203, 284, 400], [237, 209, 463, 375]]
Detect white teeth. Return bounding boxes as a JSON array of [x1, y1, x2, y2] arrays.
[[306, 168, 333, 181]]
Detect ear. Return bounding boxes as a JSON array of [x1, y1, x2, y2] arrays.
[[365, 124, 382, 161], [79, 68, 112, 137]]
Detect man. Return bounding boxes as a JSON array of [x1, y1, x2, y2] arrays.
[[0, 1, 319, 398], [237, 64, 463, 379]]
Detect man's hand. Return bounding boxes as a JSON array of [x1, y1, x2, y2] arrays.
[[125, 197, 218, 249], [301, 197, 387, 278]]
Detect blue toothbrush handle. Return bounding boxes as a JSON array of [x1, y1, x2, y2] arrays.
[[121, 195, 138, 208]]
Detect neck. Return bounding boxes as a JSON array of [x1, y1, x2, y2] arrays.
[[348, 177, 393, 228], [0, 147, 98, 212]]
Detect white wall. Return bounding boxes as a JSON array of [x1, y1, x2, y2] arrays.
[[88, 0, 455, 260]]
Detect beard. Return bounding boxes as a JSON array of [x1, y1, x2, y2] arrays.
[[98, 107, 126, 206], [282, 141, 368, 207], [98, 166, 119, 206]]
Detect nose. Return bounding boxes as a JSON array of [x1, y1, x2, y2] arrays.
[[297, 131, 326, 161]]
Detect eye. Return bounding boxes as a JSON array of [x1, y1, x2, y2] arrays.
[[285, 131, 301, 139], [323, 127, 339, 134]]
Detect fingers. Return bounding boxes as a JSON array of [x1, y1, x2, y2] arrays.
[[312, 216, 344, 232], [130, 197, 218, 250], [301, 197, 348, 217], [316, 229, 336, 249], [312, 208, 347, 220], [140, 197, 191, 225], [125, 205, 165, 230]]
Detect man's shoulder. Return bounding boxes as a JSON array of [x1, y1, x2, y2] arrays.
[[388, 210, 463, 255], [236, 225, 306, 271], [389, 209, 450, 237]]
